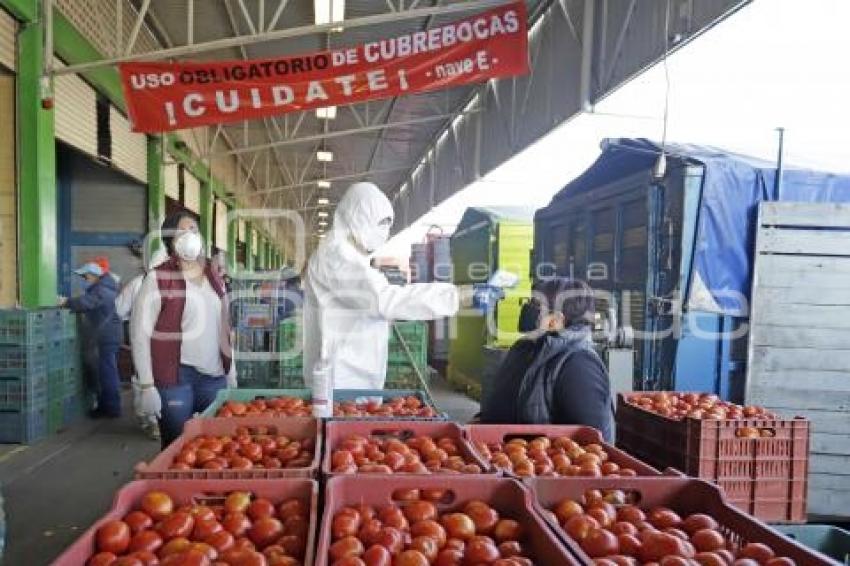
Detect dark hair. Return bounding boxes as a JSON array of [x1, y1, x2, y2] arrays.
[[161, 211, 197, 255], [538, 277, 595, 327]]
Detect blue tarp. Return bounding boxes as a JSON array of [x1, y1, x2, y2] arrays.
[[543, 138, 850, 316]]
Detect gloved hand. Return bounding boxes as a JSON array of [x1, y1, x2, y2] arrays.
[[138, 385, 162, 418], [226, 365, 238, 389]]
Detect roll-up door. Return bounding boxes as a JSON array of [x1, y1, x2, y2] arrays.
[[110, 107, 147, 183], [164, 163, 179, 200], [55, 63, 97, 156], [183, 171, 200, 213], [70, 157, 146, 234], [215, 201, 229, 251], [0, 72, 15, 306], [0, 9, 16, 72]]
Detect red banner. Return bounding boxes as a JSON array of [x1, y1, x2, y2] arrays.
[[119, 3, 528, 133]]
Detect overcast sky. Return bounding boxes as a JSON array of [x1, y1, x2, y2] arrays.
[[380, 0, 850, 258]]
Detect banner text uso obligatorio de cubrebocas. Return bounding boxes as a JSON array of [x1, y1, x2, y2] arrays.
[[119, 2, 528, 133]]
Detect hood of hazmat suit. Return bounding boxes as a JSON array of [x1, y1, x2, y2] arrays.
[[303, 182, 459, 391]]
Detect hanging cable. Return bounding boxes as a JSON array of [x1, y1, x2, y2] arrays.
[[653, 0, 672, 180]]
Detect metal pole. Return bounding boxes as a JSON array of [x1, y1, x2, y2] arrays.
[[43, 0, 52, 75], [578, 0, 595, 112], [774, 127, 785, 201], [53, 0, 518, 74]]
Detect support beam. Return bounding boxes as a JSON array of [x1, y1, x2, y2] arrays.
[[253, 166, 410, 196], [53, 0, 517, 75], [147, 136, 166, 255], [227, 211, 238, 273], [245, 225, 255, 271], [199, 179, 213, 255], [170, 112, 476, 162], [18, 16, 57, 307]]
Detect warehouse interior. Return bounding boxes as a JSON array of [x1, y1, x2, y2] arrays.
[[1, 0, 849, 564]]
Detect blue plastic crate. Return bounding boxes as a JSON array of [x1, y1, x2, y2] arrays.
[[0, 343, 49, 377], [62, 394, 84, 426], [0, 310, 49, 346], [0, 407, 47, 443], [0, 373, 48, 412]]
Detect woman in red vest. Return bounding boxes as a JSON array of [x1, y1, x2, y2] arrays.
[[130, 212, 236, 447]]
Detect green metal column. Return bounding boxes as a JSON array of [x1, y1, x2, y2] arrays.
[[245, 225, 255, 271], [18, 16, 58, 307], [199, 181, 213, 255], [227, 210, 238, 273], [147, 137, 165, 255]]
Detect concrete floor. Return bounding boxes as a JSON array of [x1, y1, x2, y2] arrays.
[[0, 376, 479, 564]]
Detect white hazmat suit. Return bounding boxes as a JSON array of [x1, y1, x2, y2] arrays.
[[303, 182, 459, 393]]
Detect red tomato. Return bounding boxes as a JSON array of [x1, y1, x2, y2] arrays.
[[140, 491, 174, 521], [96, 520, 131, 554], [395, 550, 430, 566], [362, 544, 392, 566], [441, 513, 476, 541], [329, 536, 365, 561], [87, 552, 118, 566], [127, 530, 163, 554], [247, 499, 276, 521], [124, 511, 154, 535], [247, 517, 284, 549], [738, 543, 776, 563], [276, 499, 306, 521], [581, 528, 620, 558], [203, 529, 235, 554]]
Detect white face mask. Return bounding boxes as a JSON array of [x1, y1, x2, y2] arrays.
[[360, 223, 391, 254], [174, 232, 203, 261]]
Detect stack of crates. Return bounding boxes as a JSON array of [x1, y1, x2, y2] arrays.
[[275, 319, 429, 389], [46, 309, 83, 434]]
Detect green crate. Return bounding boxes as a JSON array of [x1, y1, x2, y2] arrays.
[[0, 373, 48, 412], [386, 362, 429, 389], [202, 387, 312, 417], [388, 322, 428, 367], [47, 398, 64, 434], [0, 406, 47, 443], [0, 343, 49, 377], [0, 309, 51, 346]]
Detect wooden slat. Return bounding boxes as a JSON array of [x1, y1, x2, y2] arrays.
[[747, 369, 850, 393], [758, 253, 850, 276], [807, 488, 850, 520], [809, 473, 850, 491], [810, 454, 850, 475], [751, 385, 850, 412], [753, 304, 850, 329], [754, 286, 850, 307], [760, 201, 850, 229], [750, 325, 850, 350], [751, 346, 850, 372], [759, 227, 850, 256], [811, 432, 850, 456]]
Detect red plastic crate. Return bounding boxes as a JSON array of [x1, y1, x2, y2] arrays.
[[135, 416, 321, 479], [52, 478, 319, 566], [315, 475, 581, 566], [615, 393, 810, 522], [530, 476, 835, 565], [465, 423, 660, 477], [322, 419, 494, 476]]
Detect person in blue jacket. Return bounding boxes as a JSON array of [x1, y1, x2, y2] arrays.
[[60, 261, 123, 418]]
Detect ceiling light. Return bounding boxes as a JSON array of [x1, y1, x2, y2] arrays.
[[316, 106, 337, 120], [317, 197, 330, 205], [317, 180, 331, 189], [318, 233, 326, 238], [314, 0, 345, 26], [318, 221, 328, 228], [317, 150, 333, 162]]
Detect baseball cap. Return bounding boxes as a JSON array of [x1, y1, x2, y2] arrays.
[[93, 256, 110, 273], [74, 262, 104, 277]]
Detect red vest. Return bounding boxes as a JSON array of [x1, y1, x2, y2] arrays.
[[150, 256, 233, 387]]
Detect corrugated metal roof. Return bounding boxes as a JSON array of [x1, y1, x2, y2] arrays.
[[143, 0, 542, 217]]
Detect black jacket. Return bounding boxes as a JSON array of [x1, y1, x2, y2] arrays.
[[480, 327, 614, 442]]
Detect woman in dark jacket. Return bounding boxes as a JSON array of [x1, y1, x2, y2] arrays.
[[480, 278, 614, 442]]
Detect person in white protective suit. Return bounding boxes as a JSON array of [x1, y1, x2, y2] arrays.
[[303, 182, 459, 395]]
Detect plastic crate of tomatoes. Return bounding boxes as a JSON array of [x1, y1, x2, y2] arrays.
[[530, 476, 836, 565], [200, 388, 312, 418], [616, 392, 810, 522], [135, 416, 321, 480], [466, 424, 660, 479], [53, 478, 318, 566], [331, 389, 447, 421], [316, 475, 580, 565], [323, 420, 494, 476]]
